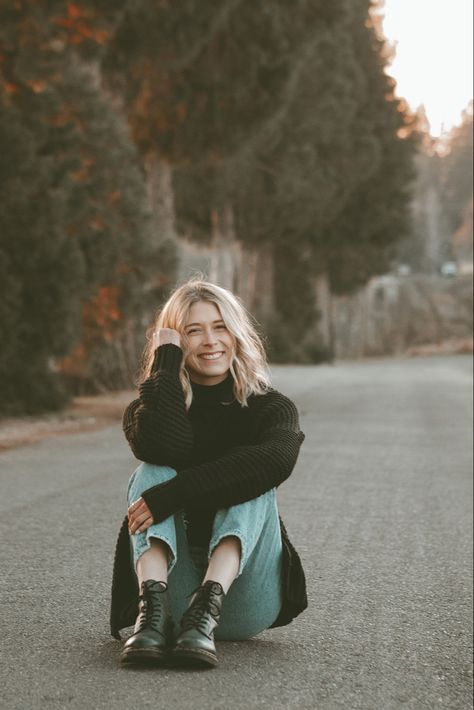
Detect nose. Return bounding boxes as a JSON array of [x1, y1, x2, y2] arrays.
[[202, 326, 218, 345]]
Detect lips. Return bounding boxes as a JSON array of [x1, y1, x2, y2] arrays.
[[199, 351, 225, 360]]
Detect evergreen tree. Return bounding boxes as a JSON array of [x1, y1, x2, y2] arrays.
[[229, 0, 416, 351], [104, 0, 346, 163], [440, 102, 473, 237], [104, 0, 415, 362], [324, 1, 417, 293], [0, 0, 172, 407], [0, 97, 83, 413]]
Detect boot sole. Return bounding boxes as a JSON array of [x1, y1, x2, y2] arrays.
[[172, 647, 218, 668], [121, 647, 168, 666]]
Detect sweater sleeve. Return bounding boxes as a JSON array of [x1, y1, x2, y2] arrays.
[[122, 343, 193, 466], [141, 392, 305, 523]]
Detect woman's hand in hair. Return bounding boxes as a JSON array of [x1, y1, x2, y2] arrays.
[[127, 497, 153, 535], [153, 328, 181, 349]]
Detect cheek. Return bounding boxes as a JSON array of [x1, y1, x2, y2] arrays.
[[183, 341, 202, 363], [181, 337, 194, 354]]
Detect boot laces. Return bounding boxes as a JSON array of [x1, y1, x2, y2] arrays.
[[136, 585, 164, 632], [181, 583, 222, 634]]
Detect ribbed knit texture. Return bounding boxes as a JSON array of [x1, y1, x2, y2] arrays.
[[111, 344, 308, 638], [123, 343, 193, 467]]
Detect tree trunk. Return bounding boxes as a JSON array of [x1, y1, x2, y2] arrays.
[[253, 242, 275, 324], [235, 245, 259, 310], [313, 272, 333, 355], [209, 203, 237, 290], [144, 156, 177, 243]]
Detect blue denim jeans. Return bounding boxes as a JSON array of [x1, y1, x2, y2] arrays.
[[127, 463, 283, 641]]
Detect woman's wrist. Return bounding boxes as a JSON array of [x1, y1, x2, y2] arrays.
[[141, 476, 183, 523], [150, 343, 183, 376]]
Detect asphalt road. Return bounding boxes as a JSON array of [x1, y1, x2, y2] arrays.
[[0, 355, 472, 710]]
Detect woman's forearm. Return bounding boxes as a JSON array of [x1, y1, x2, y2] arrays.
[[123, 344, 193, 465], [141, 426, 305, 522]]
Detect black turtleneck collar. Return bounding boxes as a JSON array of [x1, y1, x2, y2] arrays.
[[190, 371, 235, 405]]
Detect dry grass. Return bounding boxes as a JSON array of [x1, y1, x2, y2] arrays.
[[405, 336, 473, 357], [0, 390, 135, 452]]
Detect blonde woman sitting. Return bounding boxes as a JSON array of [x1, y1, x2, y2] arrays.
[[110, 278, 307, 668]]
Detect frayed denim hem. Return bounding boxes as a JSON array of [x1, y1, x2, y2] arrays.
[[132, 528, 177, 575], [208, 528, 247, 578]]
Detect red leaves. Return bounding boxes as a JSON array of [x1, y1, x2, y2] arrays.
[[71, 156, 96, 182], [68, 3, 82, 19], [3, 82, 19, 94], [54, 4, 111, 46], [82, 285, 122, 342]]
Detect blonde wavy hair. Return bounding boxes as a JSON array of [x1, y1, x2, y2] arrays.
[[139, 276, 272, 410]]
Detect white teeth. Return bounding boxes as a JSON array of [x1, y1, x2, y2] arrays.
[[200, 352, 224, 360]]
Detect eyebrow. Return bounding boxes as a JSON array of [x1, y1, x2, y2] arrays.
[[185, 319, 225, 328]]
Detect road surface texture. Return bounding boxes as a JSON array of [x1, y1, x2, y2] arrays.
[[0, 355, 472, 710]]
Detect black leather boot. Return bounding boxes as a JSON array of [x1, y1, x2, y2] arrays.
[[172, 580, 225, 668], [120, 580, 174, 665]]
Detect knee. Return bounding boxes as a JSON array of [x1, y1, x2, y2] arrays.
[[127, 462, 177, 502], [216, 487, 278, 526], [244, 487, 277, 512]]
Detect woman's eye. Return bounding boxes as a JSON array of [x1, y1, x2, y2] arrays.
[[187, 325, 226, 333]]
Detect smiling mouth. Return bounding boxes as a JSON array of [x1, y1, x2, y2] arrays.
[[199, 352, 225, 361]]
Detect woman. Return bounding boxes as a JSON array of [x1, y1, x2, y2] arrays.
[[110, 278, 307, 668]]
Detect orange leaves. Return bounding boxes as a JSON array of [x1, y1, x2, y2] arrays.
[[71, 156, 96, 182], [26, 79, 48, 93], [54, 4, 111, 46], [106, 190, 121, 206], [82, 285, 122, 342], [131, 70, 190, 150], [68, 3, 83, 19], [59, 284, 127, 382], [59, 342, 88, 378], [3, 82, 19, 94]]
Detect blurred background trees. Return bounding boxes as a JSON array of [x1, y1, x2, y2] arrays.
[[440, 104, 473, 266], [2, 0, 468, 415], [397, 102, 473, 272]]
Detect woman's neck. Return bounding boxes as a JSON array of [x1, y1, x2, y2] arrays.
[[190, 371, 235, 404]]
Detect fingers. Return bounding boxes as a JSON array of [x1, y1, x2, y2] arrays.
[[128, 512, 153, 534], [128, 497, 147, 515], [128, 513, 153, 533], [129, 515, 153, 535], [128, 497, 154, 534]]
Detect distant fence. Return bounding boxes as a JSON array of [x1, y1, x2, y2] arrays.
[[330, 273, 473, 359], [175, 237, 473, 361]]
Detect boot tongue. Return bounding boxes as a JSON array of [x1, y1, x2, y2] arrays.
[[142, 579, 167, 593], [204, 580, 224, 596]]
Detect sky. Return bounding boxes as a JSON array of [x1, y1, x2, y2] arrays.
[[380, 0, 473, 137]]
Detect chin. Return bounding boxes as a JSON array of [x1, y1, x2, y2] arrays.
[[200, 366, 229, 377]]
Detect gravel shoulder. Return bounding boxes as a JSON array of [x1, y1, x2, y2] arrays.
[[0, 390, 135, 451]]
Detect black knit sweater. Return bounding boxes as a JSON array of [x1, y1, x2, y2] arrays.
[[110, 343, 307, 639]]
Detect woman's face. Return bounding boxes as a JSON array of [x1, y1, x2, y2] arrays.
[[183, 300, 234, 385]]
